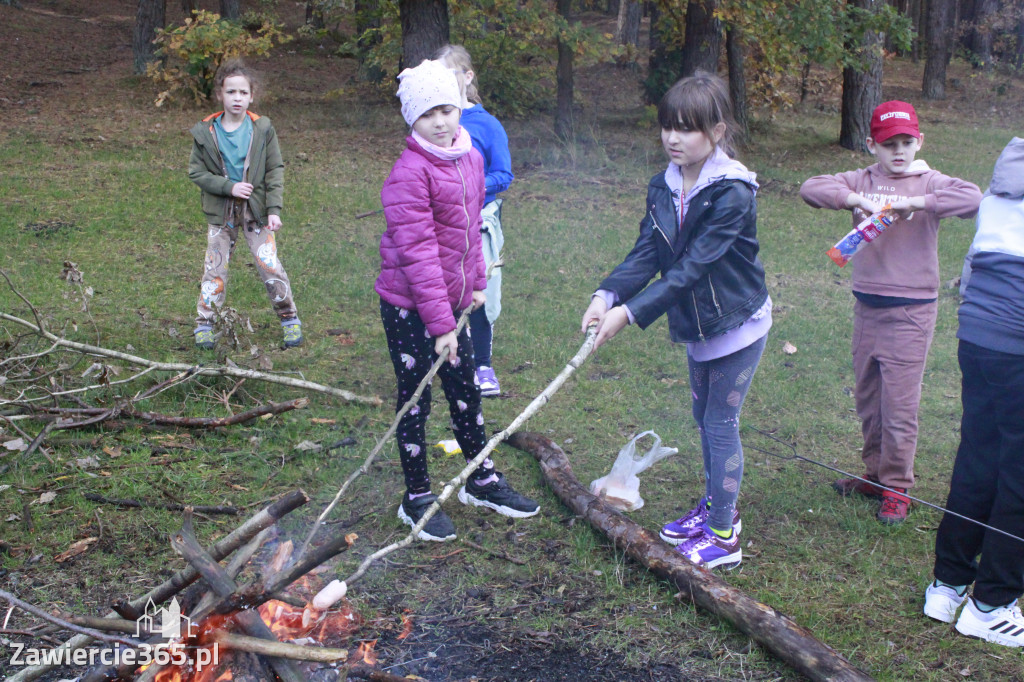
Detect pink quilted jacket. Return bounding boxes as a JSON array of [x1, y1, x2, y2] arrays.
[[375, 136, 487, 336]]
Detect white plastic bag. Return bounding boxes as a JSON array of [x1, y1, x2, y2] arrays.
[[589, 431, 678, 511]]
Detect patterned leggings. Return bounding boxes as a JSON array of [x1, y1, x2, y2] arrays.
[[380, 300, 495, 495], [688, 335, 767, 532]]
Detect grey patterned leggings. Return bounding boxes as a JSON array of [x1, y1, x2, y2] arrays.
[[688, 334, 767, 532]]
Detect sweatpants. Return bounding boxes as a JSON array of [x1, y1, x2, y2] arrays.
[[851, 300, 937, 490], [470, 199, 504, 368], [688, 334, 767, 532], [933, 340, 1024, 607], [195, 203, 298, 329], [380, 300, 495, 495]]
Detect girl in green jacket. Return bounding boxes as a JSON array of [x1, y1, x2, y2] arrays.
[[188, 59, 302, 350]]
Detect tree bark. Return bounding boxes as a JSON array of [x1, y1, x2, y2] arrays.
[[219, 0, 240, 20], [615, 0, 642, 47], [554, 0, 575, 139], [509, 432, 875, 682], [840, 0, 883, 151], [725, 22, 748, 145], [132, 0, 166, 74], [399, 0, 449, 70], [181, 0, 196, 16], [681, 0, 721, 76], [922, 0, 956, 99], [970, 0, 998, 70]]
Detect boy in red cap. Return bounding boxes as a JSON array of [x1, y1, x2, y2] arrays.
[[800, 101, 982, 524]]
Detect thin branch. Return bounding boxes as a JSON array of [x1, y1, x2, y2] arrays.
[[0, 269, 46, 334], [342, 325, 598, 587], [0, 312, 381, 406], [0, 589, 142, 648]]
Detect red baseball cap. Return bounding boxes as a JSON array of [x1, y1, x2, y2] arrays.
[[870, 101, 920, 143]]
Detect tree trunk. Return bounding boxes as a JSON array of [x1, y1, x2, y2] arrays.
[[555, 0, 575, 139], [181, 0, 196, 16], [922, 0, 956, 99], [399, 0, 449, 70], [1017, 14, 1024, 70], [132, 0, 166, 75], [219, 0, 240, 20], [909, 0, 922, 61], [681, 0, 721, 76], [355, 0, 384, 82], [509, 432, 876, 682], [971, 0, 998, 70], [840, 0, 883, 151], [607, 0, 620, 16], [305, 0, 324, 28], [725, 23, 748, 145], [615, 0, 642, 47]]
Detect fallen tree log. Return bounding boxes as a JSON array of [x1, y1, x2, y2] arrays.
[[508, 431, 874, 682], [4, 489, 309, 682]]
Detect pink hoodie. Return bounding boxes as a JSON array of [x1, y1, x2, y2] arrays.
[[801, 161, 981, 298], [375, 134, 487, 336]]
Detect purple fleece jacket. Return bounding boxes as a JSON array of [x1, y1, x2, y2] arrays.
[[375, 135, 487, 336]]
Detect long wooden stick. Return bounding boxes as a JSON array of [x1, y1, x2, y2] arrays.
[[508, 432, 875, 682], [0, 311, 381, 405], [295, 308, 472, 560], [341, 326, 598, 588], [0, 589, 141, 648], [209, 631, 348, 663], [4, 489, 309, 682]]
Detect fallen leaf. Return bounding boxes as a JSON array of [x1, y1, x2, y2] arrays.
[[228, 483, 249, 491], [102, 446, 123, 458], [3, 438, 27, 452], [258, 354, 274, 370], [35, 492, 57, 505], [294, 440, 322, 452], [75, 456, 100, 469], [54, 537, 98, 563], [6, 514, 21, 522], [310, 418, 336, 425], [782, 341, 798, 355]]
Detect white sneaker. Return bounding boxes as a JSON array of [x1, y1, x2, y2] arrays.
[[923, 581, 968, 623], [955, 598, 1024, 647]]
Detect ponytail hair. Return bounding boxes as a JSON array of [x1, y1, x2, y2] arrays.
[[657, 71, 737, 158], [432, 44, 481, 105]]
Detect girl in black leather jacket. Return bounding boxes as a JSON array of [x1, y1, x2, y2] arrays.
[[581, 72, 771, 570]]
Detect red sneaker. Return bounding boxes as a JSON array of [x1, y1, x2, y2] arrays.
[[877, 488, 910, 525], [832, 476, 884, 500]]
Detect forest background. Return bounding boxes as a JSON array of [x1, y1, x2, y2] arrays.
[[3, 0, 1024, 680]]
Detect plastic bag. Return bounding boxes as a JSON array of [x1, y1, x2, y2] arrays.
[[589, 431, 678, 511]]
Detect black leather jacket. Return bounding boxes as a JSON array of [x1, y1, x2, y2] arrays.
[[600, 171, 768, 344]]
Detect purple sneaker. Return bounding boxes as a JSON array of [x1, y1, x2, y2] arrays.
[[659, 497, 742, 546], [475, 365, 500, 397], [675, 522, 742, 569]]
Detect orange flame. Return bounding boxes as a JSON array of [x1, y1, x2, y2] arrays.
[[397, 610, 414, 640], [356, 639, 378, 665]]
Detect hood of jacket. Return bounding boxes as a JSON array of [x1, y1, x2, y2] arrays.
[[989, 137, 1024, 199], [665, 147, 759, 201]]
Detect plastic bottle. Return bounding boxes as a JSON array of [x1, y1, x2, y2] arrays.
[[827, 205, 898, 267]]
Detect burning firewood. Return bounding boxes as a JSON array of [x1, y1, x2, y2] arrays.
[[6, 490, 310, 682], [508, 431, 875, 682]]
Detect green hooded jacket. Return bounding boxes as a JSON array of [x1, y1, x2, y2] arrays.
[[188, 111, 283, 226]]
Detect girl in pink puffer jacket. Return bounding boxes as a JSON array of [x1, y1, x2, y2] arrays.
[[375, 60, 539, 543]]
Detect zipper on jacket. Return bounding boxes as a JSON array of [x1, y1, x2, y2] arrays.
[[707, 274, 722, 316], [649, 210, 672, 248], [455, 158, 470, 306], [691, 291, 705, 342]]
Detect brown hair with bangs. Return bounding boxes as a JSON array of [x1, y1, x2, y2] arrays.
[[657, 70, 737, 158]]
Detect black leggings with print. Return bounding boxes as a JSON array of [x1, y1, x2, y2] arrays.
[[380, 300, 495, 495]]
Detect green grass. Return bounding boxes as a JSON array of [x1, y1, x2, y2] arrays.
[[3, 51, 1024, 681]]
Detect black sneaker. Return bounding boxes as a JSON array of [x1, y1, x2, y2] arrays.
[[397, 492, 456, 542], [458, 473, 540, 518]]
